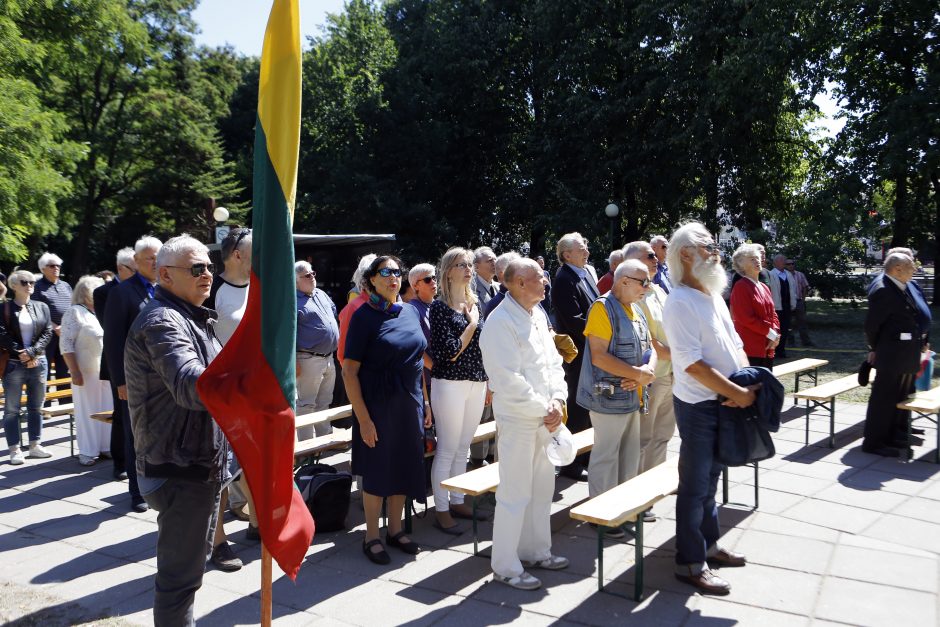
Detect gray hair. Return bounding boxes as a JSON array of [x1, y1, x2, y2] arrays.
[[886, 247, 914, 261], [503, 258, 540, 285], [495, 251, 521, 280], [135, 236, 163, 254], [666, 222, 714, 286], [156, 234, 207, 269], [650, 235, 668, 247], [8, 269, 35, 289], [731, 244, 762, 275], [408, 263, 435, 285], [352, 253, 377, 291], [295, 260, 312, 276], [37, 252, 63, 270], [614, 258, 648, 281], [884, 252, 915, 272], [72, 275, 105, 307], [622, 241, 651, 260], [116, 247, 135, 268], [556, 232, 585, 264], [773, 253, 787, 263], [473, 246, 496, 264], [608, 249, 625, 267]]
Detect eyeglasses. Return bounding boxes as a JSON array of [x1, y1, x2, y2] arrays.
[[420, 275, 437, 284], [454, 262, 472, 270], [19, 280, 36, 286], [696, 242, 720, 254], [625, 276, 651, 288], [646, 252, 657, 260], [300, 271, 316, 279], [166, 263, 215, 277], [377, 267, 402, 278], [119, 263, 135, 272], [47, 264, 61, 269]]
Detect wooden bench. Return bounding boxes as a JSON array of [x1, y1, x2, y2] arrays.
[[440, 428, 595, 555], [772, 358, 828, 405], [570, 456, 679, 601], [897, 385, 940, 463], [794, 371, 874, 448], [91, 410, 113, 423]]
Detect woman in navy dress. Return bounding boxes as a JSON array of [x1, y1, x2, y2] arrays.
[[343, 255, 430, 565]]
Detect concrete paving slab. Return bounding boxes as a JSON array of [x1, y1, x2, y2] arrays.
[[814, 576, 936, 626], [811, 482, 910, 512], [828, 543, 937, 593], [745, 511, 842, 542], [841, 467, 935, 496], [783, 498, 883, 534], [688, 595, 811, 626], [731, 529, 834, 574], [862, 513, 940, 554]]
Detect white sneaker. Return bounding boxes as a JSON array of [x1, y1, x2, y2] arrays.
[[78, 454, 96, 466], [28, 444, 52, 459], [9, 448, 25, 465], [523, 555, 570, 571], [493, 570, 542, 590]]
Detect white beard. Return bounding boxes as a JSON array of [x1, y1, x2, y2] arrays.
[[691, 254, 728, 295]]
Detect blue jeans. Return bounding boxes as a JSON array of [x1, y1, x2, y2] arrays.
[[673, 396, 724, 573], [3, 357, 48, 447]]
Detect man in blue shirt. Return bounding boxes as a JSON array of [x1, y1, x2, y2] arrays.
[[650, 235, 672, 294], [295, 261, 339, 439], [32, 252, 73, 384]]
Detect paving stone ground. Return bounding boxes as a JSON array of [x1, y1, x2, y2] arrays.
[[1, 400, 938, 626]]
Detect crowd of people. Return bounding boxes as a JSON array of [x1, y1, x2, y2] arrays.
[[0, 221, 933, 624]]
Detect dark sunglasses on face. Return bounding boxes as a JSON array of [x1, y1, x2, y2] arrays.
[[698, 242, 720, 254], [625, 275, 651, 288], [301, 271, 316, 279], [646, 252, 657, 260], [166, 263, 215, 277], [20, 280, 36, 286], [420, 275, 437, 284], [377, 267, 402, 278]]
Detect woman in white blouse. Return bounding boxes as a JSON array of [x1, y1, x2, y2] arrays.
[[60, 275, 112, 466]]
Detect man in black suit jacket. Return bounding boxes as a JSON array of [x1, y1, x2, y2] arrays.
[[863, 252, 932, 457], [103, 238, 161, 511], [552, 232, 599, 480], [93, 247, 137, 481]]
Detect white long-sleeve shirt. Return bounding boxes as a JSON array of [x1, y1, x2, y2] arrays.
[[480, 293, 567, 421]]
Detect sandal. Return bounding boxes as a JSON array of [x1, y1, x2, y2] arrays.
[[493, 570, 541, 590], [362, 538, 390, 565], [386, 531, 420, 555]]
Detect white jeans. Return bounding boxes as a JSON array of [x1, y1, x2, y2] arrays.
[[491, 414, 554, 578], [73, 376, 113, 457], [588, 410, 641, 498], [430, 379, 486, 511], [296, 353, 335, 439], [638, 372, 676, 473]]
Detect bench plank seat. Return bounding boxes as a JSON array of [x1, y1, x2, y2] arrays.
[[897, 385, 940, 463], [294, 405, 353, 431], [794, 371, 874, 448], [772, 358, 828, 405], [91, 411, 113, 423]]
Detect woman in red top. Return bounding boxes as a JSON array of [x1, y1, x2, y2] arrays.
[[729, 244, 780, 368]]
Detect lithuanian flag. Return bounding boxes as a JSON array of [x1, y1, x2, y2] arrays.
[[197, 0, 314, 579]]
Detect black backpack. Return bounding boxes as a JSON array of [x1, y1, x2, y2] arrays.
[[295, 463, 353, 532]]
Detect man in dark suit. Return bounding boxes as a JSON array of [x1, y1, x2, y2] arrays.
[[103, 237, 162, 511], [93, 247, 137, 481], [552, 232, 599, 480], [863, 252, 931, 457]]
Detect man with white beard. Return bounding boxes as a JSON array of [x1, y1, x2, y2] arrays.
[[662, 222, 755, 596]]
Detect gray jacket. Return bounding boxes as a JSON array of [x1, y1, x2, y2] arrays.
[[125, 286, 227, 482]]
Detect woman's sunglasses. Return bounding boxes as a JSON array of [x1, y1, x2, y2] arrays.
[[377, 268, 402, 278]]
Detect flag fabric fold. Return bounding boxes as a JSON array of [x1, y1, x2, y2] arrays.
[[197, 0, 313, 580]]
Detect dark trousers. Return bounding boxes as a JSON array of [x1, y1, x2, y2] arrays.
[[792, 299, 812, 344], [673, 396, 724, 572], [144, 477, 221, 627], [775, 309, 791, 356], [108, 383, 126, 474], [864, 371, 914, 449], [119, 398, 141, 501], [562, 356, 591, 471], [749, 356, 774, 369]]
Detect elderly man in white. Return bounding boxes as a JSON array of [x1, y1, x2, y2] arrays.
[[480, 258, 569, 591]]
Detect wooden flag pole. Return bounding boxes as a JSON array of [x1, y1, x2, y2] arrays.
[[261, 543, 272, 626]]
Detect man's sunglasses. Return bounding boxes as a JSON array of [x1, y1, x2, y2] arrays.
[[625, 276, 651, 288], [166, 263, 215, 277], [646, 252, 657, 260], [697, 242, 720, 254], [419, 275, 437, 284], [377, 267, 402, 278], [300, 271, 316, 279]]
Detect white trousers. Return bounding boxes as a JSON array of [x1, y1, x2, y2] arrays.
[[638, 372, 676, 473], [430, 379, 486, 511], [588, 409, 641, 498], [491, 414, 554, 578], [296, 354, 335, 439], [73, 376, 112, 457]]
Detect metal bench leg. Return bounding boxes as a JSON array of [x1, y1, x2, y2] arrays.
[[828, 399, 836, 448], [472, 496, 480, 556], [804, 399, 811, 445], [70, 413, 75, 457], [721, 467, 729, 504], [793, 373, 801, 406], [634, 516, 645, 601], [596, 525, 605, 592], [753, 461, 759, 509]]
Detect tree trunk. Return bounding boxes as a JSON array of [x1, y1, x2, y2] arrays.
[[890, 167, 909, 247], [930, 167, 940, 306]]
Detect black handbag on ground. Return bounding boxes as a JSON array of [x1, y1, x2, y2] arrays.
[[295, 463, 352, 532]]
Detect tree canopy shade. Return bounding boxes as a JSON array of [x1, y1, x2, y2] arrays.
[[2, 0, 937, 301]]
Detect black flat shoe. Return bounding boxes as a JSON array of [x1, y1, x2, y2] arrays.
[[362, 538, 391, 565], [386, 531, 420, 555], [432, 520, 464, 536]]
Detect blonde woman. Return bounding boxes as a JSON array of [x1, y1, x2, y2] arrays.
[[428, 247, 489, 534], [60, 275, 112, 465]]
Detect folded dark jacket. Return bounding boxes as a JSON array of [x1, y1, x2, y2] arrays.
[[719, 366, 784, 433]]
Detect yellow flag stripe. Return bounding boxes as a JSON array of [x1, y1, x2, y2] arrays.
[[257, 0, 301, 216]]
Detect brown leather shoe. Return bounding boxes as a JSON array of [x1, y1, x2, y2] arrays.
[[675, 568, 731, 595], [708, 547, 747, 567]]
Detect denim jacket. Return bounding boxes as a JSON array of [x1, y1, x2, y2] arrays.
[[576, 295, 650, 414], [124, 286, 228, 482]]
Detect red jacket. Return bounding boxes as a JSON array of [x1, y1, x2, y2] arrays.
[[730, 277, 780, 359], [597, 272, 614, 295]]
